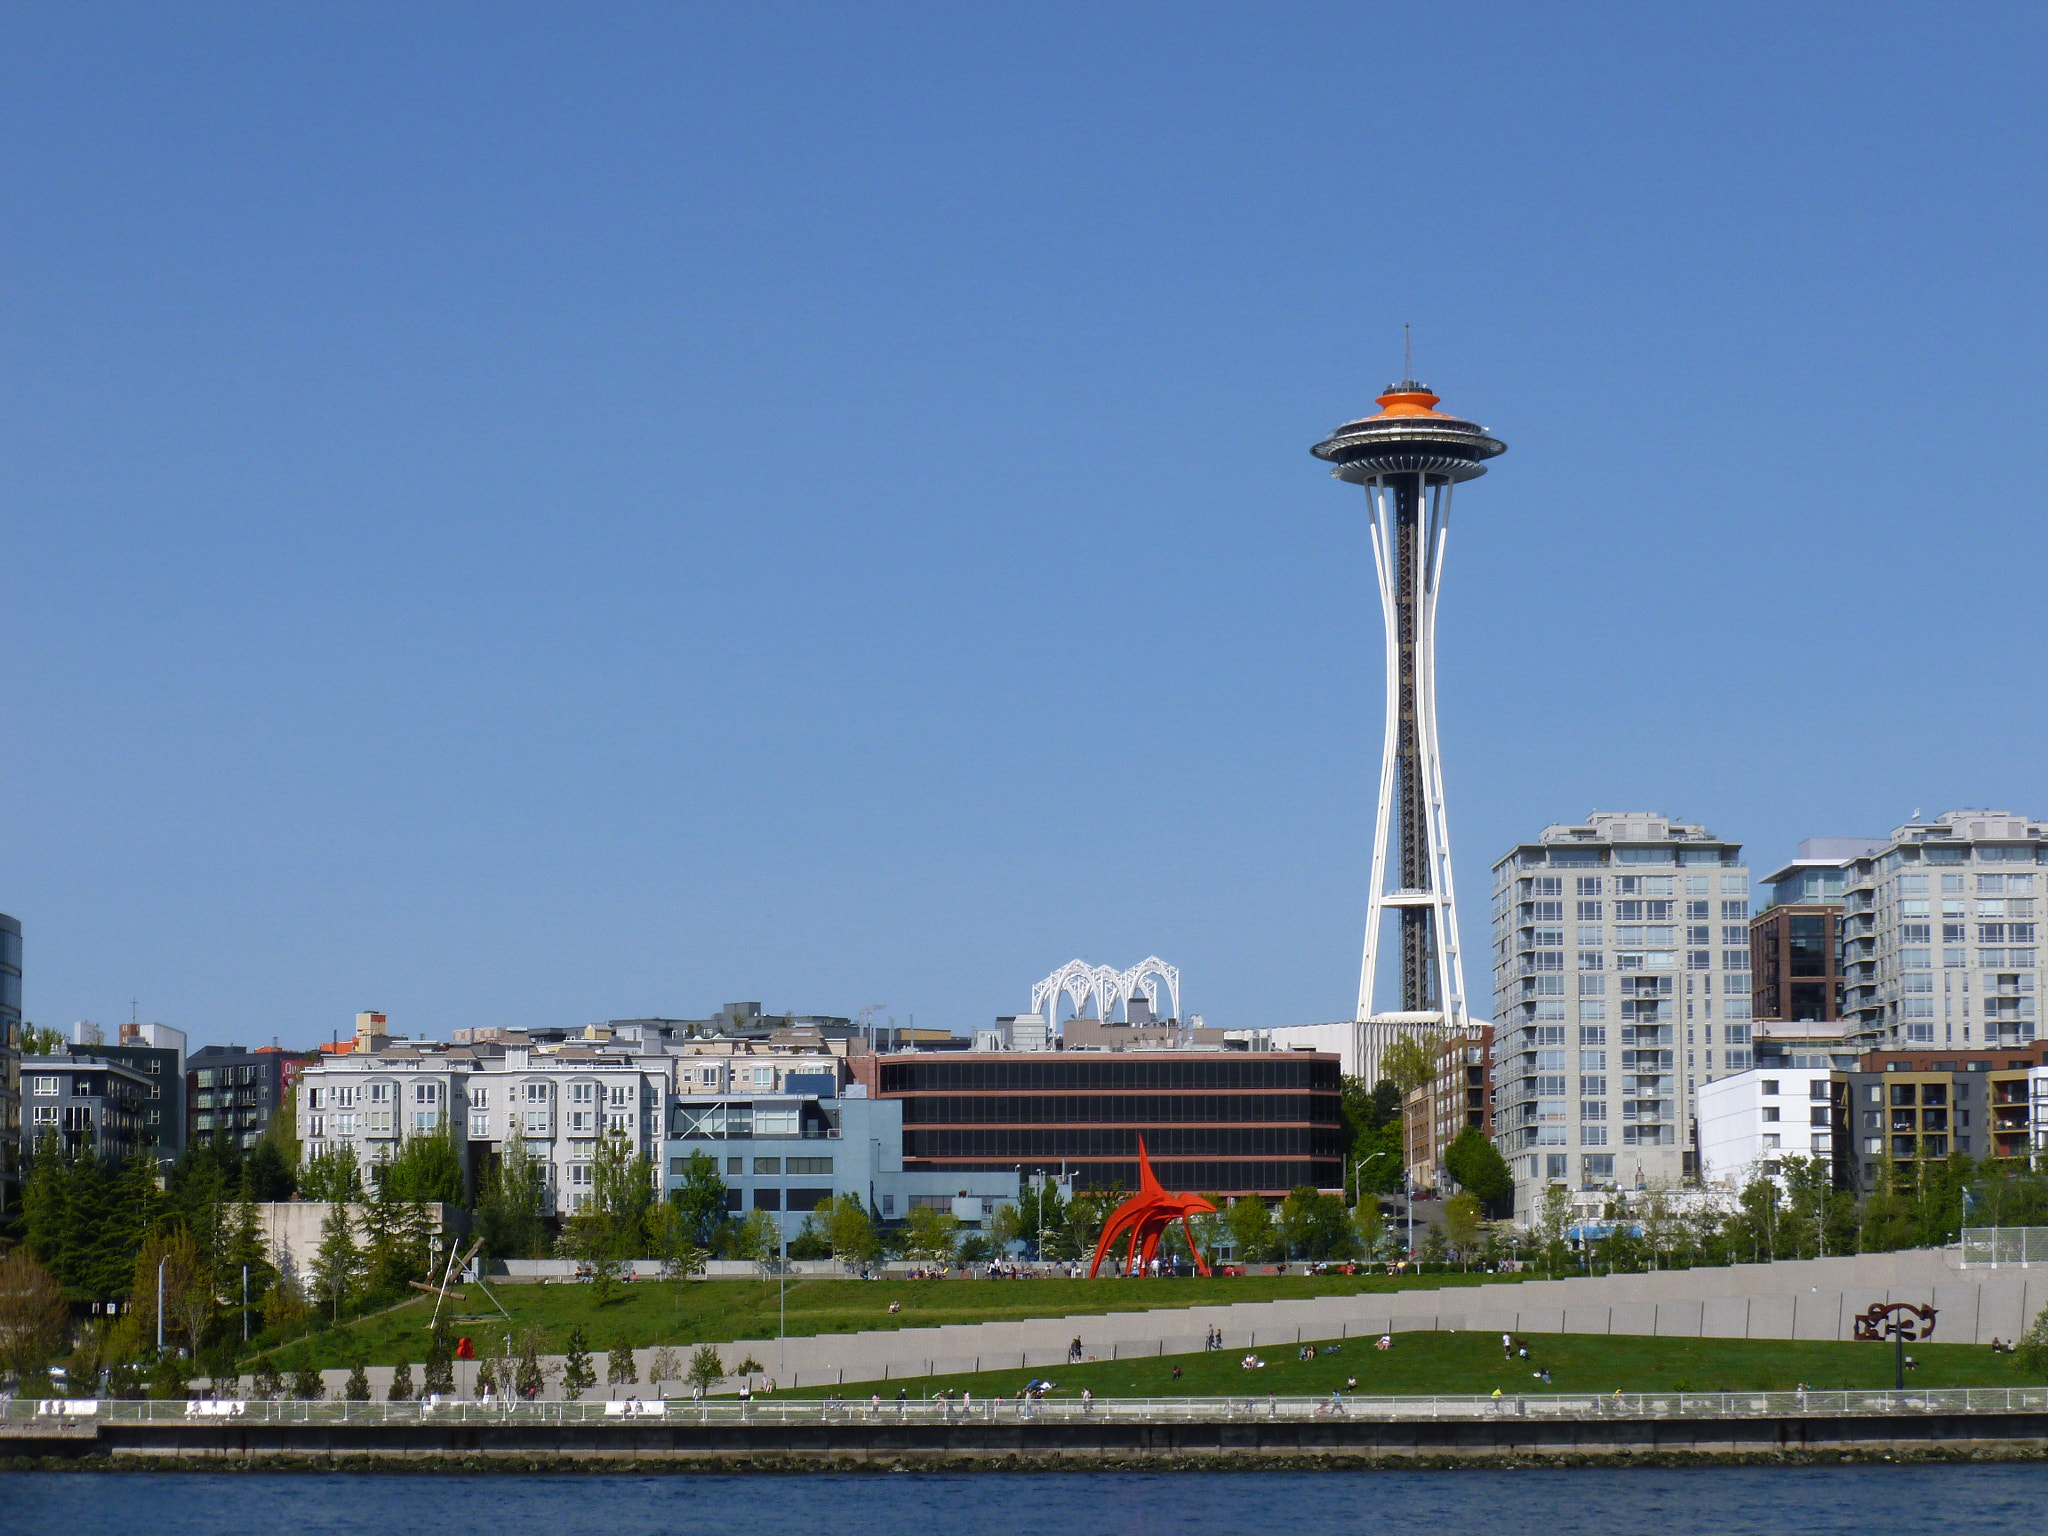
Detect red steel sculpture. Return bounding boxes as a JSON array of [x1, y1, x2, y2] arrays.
[[1086, 1138, 1218, 1278]]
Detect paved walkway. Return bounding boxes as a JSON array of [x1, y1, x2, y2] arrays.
[[302, 1248, 2047, 1397]]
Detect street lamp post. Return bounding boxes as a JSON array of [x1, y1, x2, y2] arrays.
[[156, 1255, 167, 1354]]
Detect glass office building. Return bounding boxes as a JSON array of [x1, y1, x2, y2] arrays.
[[875, 1051, 1345, 1196]]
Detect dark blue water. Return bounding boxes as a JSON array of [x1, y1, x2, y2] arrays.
[[4, 1468, 2043, 1533]]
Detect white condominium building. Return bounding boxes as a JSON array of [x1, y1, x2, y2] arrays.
[[1490, 812, 1750, 1224], [299, 1041, 674, 1215], [1837, 810, 2046, 1052]]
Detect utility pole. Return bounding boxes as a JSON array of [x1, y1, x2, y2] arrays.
[[156, 1256, 166, 1353]]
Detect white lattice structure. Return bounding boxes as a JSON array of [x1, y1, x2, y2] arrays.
[[1031, 957, 1181, 1031]]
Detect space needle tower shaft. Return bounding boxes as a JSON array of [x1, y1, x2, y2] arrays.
[[1312, 376, 1505, 1028]]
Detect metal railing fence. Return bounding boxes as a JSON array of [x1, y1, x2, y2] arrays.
[[8, 1385, 2046, 1427]]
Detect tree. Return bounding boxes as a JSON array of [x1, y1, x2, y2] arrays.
[[0, 1250, 68, 1381], [299, 1144, 363, 1204], [515, 1331, 546, 1399], [260, 1077, 303, 1182], [345, 1360, 372, 1400], [1351, 1120, 1406, 1197], [1278, 1187, 1358, 1261], [251, 1356, 285, 1401], [823, 1195, 881, 1266], [1353, 1199, 1385, 1259], [724, 1207, 780, 1264], [561, 1327, 596, 1400], [381, 1122, 465, 1206], [607, 1336, 638, 1388], [146, 1349, 191, 1401], [1227, 1197, 1277, 1263], [388, 1360, 414, 1400], [2016, 1304, 2048, 1379], [310, 1200, 363, 1321], [902, 1204, 960, 1265], [422, 1320, 456, 1398], [648, 1345, 681, 1394], [669, 1151, 731, 1250], [645, 1196, 707, 1281], [21, 1022, 66, 1054], [290, 1359, 325, 1399], [1534, 1184, 1573, 1275], [1441, 1126, 1514, 1211], [475, 1131, 549, 1261], [132, 1229, 211, 1361], [686, 1345, 725, 1395], [246, 1141, 296, 1202], [1016, 1180, 1071, 1259], [1442, 1192, 1482, 1257], [1381, 1031, 1444, 1096], [786, 1214, 830, 1260]]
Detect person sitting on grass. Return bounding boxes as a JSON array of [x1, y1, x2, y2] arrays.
[[1376, 1334, 1392, 1351], [1241, 1354, 1264, 1370]]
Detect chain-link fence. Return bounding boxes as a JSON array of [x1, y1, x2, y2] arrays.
[[1960, 1228, 2048, 1267]]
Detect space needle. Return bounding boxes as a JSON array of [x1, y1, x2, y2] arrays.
[[1312, 364, 1504, 1053]]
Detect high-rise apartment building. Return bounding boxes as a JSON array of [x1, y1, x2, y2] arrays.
[[1839, 811, 2046, 1052], [1490, 813, 1749, 1220]]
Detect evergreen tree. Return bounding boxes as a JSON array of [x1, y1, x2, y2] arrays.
[[19, 1133, 75, 1284], [310, 1200, 362, 1321], [562, 1326, 595, 1400], [515, 1332, 545, 1399], [607, 1336, 638, 1387], [388, 1360, 414, 1400], [246, 1140, 296, 1201], [474, 1354, 498, 1398], [290, 1359, 325, 1399], [422, 1319, 456, 1397], [90, 1154, 164, 1302], [344, 1359, 371, 1400], [251, 1356, 285, 1400]]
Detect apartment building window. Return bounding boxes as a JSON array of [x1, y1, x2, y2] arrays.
[[413, 1082, 439, 1105], [1579, 952, 1605, 971], [525, 1082, 550, 1103], [469, 1114, 491, 1138], [1576, 878, 1602, 896], [472, 1088, 490, 1109], [369, 1082, 391, 1104], [571, 1081, 596, 1105], [30, 1076, 57, 1096]]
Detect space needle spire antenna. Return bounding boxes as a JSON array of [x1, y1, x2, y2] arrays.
[[1311, 355, 1505, 1037]]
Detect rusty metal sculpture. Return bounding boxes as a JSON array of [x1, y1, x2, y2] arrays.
[[1086, 1139, 1218, 1278], [1854, 1301, 1937, 1342], [1855, 1300, 1937, 1389]]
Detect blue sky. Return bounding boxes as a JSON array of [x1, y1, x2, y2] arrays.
[[4, 5, 2043, 1048]]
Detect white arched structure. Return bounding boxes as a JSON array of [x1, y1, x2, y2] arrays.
[[1032, 957, 1181, 1030]]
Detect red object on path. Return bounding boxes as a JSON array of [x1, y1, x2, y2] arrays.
[[455, 1337, 475, 1360], [1086, 1139, 1218, 1278]]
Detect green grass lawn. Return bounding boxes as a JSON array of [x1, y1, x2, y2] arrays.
[[254, 1272, 1512, 1372], [776, 1330, 2034, 1401]]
